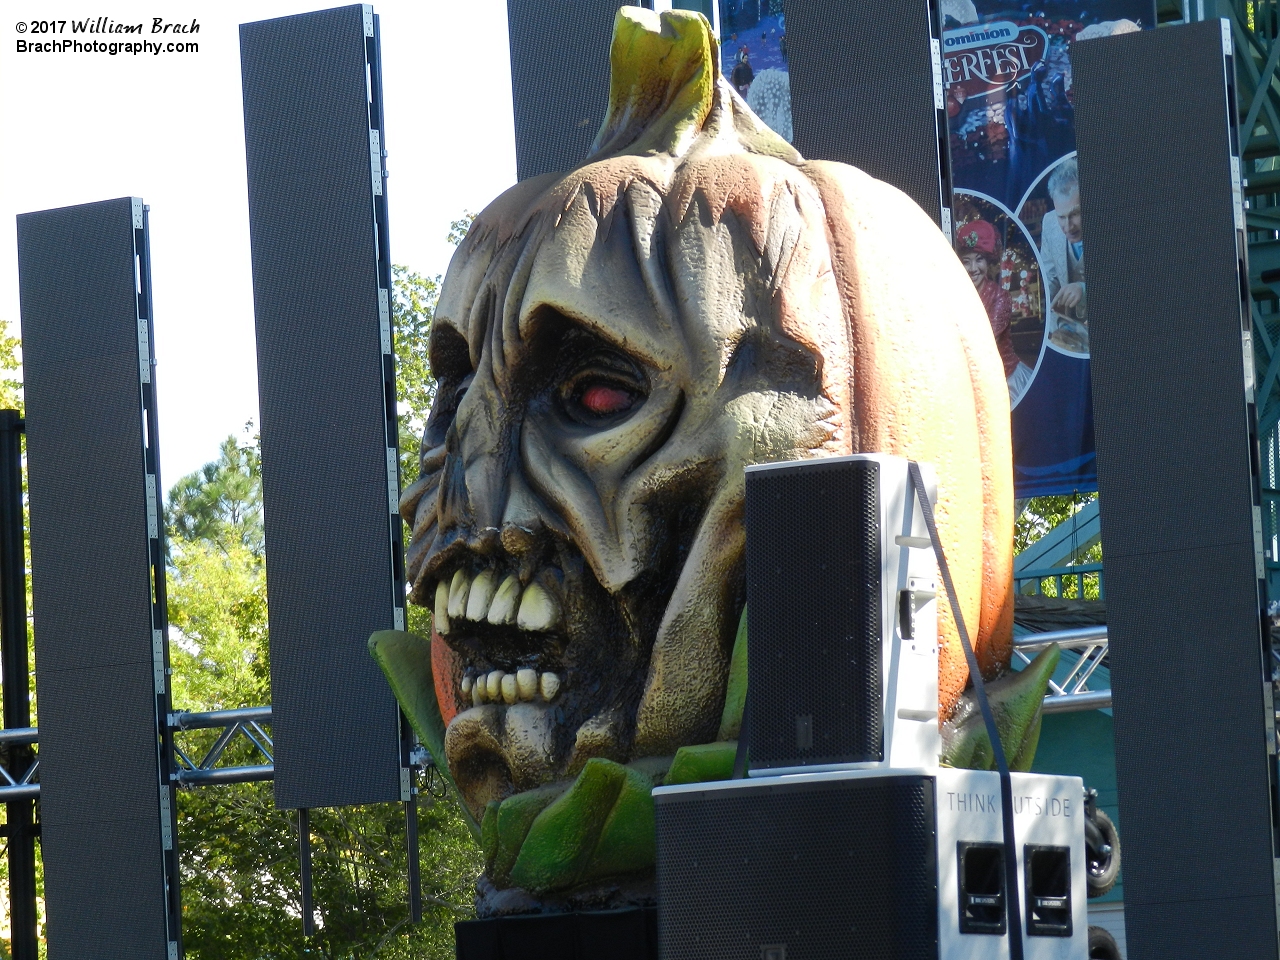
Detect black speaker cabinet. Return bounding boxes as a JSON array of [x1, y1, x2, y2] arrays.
[[655, 768, 1087, 960], [744, 455, 939, 774]]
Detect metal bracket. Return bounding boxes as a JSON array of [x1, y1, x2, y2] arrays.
[[362, 4, 374, 37], [159, 784, 173, 850], [131, 198, 144, 230], [145, 474, 159, 540], [1222, 16, 1233, 55], [152, 630, 165, 694], [369, 129, 383, 197], [379, 288, 391, 354], [930, 38, 944, 110]]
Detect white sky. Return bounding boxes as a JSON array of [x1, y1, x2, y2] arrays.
[[0, 1, 517, 486]]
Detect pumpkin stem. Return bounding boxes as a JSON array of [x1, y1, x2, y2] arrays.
[[589, 7, 719, 160]]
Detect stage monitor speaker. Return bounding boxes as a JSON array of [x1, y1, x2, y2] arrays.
[[240, 4, 406, 809], [506, 0, 624, 181], [1073, 20, 1280, 959], [784, 0, 952, 233], [744, 454, 939, 774], [17, 198, 180, 958], [655, 767, 1087, 959]]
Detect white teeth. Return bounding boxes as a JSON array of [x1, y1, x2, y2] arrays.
[[433, 581, 451, 635], [516, 582, 561, 633], [466, 570, 497, 622], [464, 668, 561, 705], [539, 672, 561, 702], [487, 575, 521, 625], [515, 668, 538, 702], [486, 670, 505, 702], [447, 570, 471, 619]]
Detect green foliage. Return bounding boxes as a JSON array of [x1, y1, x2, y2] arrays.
[[1014, 494, 1103, 600], [393, 214, 475, 488], [446, 212, 477, 248], [167, 430, 264, 557], [169, 426, 481, 958], [0, 321, 23, 414]]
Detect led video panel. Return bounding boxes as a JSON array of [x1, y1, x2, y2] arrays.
[[17, 198, 176, 958], [783, 0, 951, 230], [241, 4, 405, 809], [1074, 21, 1280, 959], [507, 0, 624, 180]]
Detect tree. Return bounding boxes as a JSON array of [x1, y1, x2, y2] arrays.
[[169, 432, 481, 960], [1014, 494, 1102, 599], [172, 220, 488, 957]]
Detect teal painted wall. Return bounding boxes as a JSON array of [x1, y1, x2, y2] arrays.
[[1030, 708, 1122, 903]]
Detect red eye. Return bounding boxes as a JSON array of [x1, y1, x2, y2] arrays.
[[580, 383, 635, 416]]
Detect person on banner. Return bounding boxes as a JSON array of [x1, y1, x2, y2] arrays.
[[956, 219, 1034, 401], [1041, 158, 1088, 355], [1005, 44, 1076, 204], [731, 48, 754, 96]]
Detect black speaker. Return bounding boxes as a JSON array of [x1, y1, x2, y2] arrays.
[[744, 455, 939, 774], [1073, 20, 1280, 959], [784, 0, 952, 233], [655, 767, 1088, 960]]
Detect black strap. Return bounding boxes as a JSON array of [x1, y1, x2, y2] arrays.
[[907, 461, 1024, 958]]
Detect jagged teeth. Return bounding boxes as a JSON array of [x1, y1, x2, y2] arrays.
[[461, 668, 562, 705], [516, 582, 561, 633], [515, 668, 538, 702], [486, 575, 521, 625], [448, 570, 470, 619], [434, 581, 451, 635], [466, 570, 497, 622], [540, 672, 561, 702]]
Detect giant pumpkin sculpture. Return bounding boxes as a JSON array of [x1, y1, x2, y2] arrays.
[[373, 7, 1053, 914]]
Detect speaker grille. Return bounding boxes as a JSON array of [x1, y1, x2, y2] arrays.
[[655, 775, 938, 959], [745, 459, 882, 768]]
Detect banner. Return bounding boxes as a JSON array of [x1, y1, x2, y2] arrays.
[[945, 1, 1154, 497], [715, 1, 1156, 498]]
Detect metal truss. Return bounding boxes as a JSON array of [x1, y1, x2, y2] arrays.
[[169, 707, 273, 786], [0, 728, 39, 802], [1013, 626, 1112, 714]]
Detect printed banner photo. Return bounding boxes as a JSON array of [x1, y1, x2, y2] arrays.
[[945, 0, 1154, 497], [714, 0, 1156, 498]]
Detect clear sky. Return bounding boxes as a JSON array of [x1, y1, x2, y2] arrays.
[[0, 1, 517, 487]]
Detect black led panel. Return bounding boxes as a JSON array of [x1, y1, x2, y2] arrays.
[[1074, 22, 1280, 959], [745, 458, 882, 769], [655, 774, 938, 959], [784, 0, 951, 231], [507, 0, 624, 181], [17, 198, 176, 958], [240, 4, 404, 808]]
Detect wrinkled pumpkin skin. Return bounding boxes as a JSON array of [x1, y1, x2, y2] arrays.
[[389, 7, 1013, 909]]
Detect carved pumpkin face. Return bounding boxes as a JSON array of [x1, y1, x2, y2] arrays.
[[398, 8, 1013, 822]]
